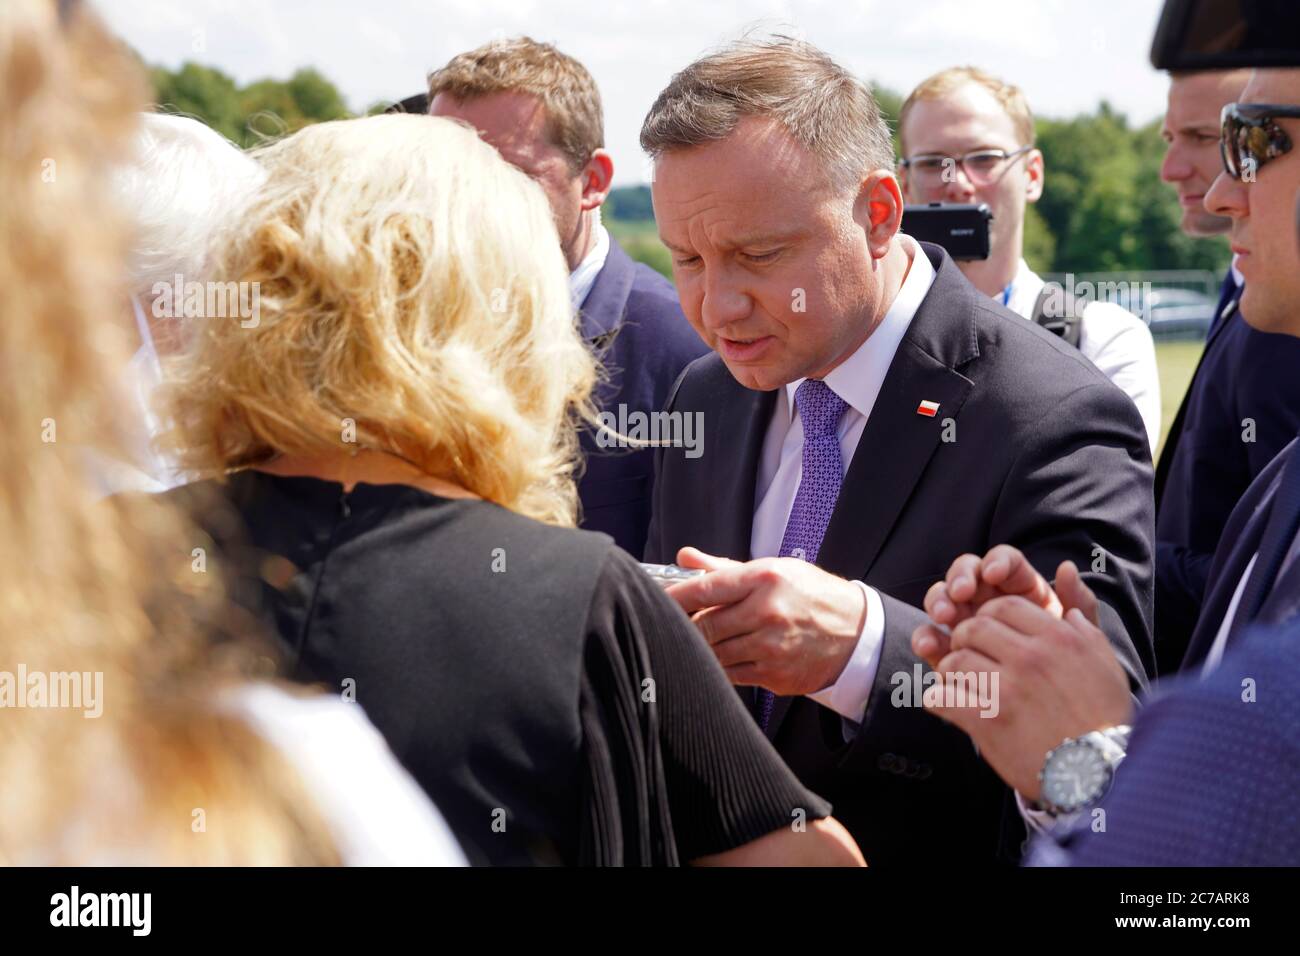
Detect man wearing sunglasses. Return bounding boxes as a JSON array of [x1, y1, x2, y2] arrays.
[[899, 67, 1161, 453], [1153, 69, 1300, 679], [906, 68, 1300, 861]]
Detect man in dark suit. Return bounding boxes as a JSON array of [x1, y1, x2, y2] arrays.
[[916, 68, 1300, 853], [638, 37, 1155, 866], [1027, 619, 1300, 867], [1153, 68, 1300, 675], [428, 37, 706, 556]]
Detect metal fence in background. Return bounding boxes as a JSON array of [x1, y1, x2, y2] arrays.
[[1040, 269, 1223, 341]]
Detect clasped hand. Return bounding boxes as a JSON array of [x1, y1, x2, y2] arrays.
[[663, 547, 866, 698], [909, 545, 1133, 801]]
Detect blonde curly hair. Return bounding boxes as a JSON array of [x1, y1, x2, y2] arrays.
[[164, 113, 598, 527], [0, 0, 335, 864]]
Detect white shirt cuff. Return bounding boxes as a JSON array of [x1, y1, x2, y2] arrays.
[[808, 581, 884, 731], [1015, 790, 1080, 836]]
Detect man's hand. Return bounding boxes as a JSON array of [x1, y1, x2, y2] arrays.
[[914, 547, 1100, 668], [918, 595, 1133, 801], [663, 546, 866, 697]]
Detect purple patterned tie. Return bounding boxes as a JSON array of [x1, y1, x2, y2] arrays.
[[756, 379, 849, 731]]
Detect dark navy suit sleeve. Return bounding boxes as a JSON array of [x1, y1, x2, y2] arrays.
[[1154, 317, 1300, 674], [846, 378, 1154, 777], [578, 240, 707, 557], [1029, 622, 1300, 866]]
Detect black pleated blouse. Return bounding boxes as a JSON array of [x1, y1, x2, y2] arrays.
[[166, 472, 830, 865]]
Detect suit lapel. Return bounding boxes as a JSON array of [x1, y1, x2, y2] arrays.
[[706, 378, 773, 719], [817, 341, 974, 582], [1256, 550, 1300, 631], [578, 238, 635, 345], [818, 247, 978, 583], [767, 245, 977, 739], [703, 372, 774, 562], [1182, 465, 1279, 668], [1155, 287, 1240, 500]]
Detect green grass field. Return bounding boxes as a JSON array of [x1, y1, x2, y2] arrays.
[[1154, 340, 1203, 459]]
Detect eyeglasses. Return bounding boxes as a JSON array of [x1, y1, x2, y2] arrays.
[[899, 146, 1032, 186], [1220, 102, 1300, 181]]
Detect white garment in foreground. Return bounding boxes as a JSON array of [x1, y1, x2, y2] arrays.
[[87, 297, 187, 496], [1004, 260, 1161, 455], [234, 683, 467, 866]]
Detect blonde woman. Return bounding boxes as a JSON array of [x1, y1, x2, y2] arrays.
[[0, 0, 462, 865], [162, 113, 864, 866]]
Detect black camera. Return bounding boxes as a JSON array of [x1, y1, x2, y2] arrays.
[[900, 203, 993, 261]]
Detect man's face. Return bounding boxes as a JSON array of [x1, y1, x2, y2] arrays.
[[1161, 71, 1250, 236], [898, 83, 1041, 262], [1206, 69, 1300, 336], [651, 116, 898, 391], [429, 90, 585, 266]]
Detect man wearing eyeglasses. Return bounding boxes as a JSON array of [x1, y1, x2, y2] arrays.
[[908, 69, 1300, 859], [898, 67, 1161, 453]]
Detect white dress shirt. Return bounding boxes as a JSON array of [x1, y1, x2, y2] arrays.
[[750, 235, 936, 728], [569, 217, 610, 309], [1004, 260, 1161, 454]]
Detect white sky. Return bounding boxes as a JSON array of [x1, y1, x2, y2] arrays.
[[98, 0, 1173, 185]]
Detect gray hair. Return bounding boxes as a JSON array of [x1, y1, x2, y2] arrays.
[[113, 113, 266, 296], [639, 35, 894, 192]]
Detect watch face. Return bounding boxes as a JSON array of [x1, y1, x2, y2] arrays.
[[1042, 740, 1110, 812]]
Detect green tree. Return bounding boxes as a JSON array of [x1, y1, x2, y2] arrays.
[[150, 62, 243, 142], [150, 62, 352, 148]]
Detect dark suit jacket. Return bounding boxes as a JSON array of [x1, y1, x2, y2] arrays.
[[645, 242, 1155, 866], [1154, 271, 1300, 676], [577, 236, 709, 557], [1030, 617, 1300, 866], [1181, 438, 1300, 670]]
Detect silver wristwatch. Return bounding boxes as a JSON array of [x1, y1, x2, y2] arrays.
[[1036, 725, 1131, 815]]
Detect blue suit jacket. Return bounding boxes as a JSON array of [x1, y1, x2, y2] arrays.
[[1030, 618, 1300, 866], [1153, 270, 1300, 675], [1181, 437, 1300, 668], [576, 236, 708, 557], [1030, 439, 1300, 865]]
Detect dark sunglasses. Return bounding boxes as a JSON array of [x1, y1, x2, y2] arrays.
[[1220, 102, 1300, 180]]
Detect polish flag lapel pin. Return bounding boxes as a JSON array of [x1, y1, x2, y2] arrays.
[[916, 399, 940, 418]]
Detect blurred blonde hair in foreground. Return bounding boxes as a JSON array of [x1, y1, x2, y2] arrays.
[[0, 0, 335, 863], [163, 113, 597, 527]]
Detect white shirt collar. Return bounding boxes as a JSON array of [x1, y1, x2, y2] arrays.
[[1003, 258, 1046, 319], [569, 217, 610, 308], [782, 235, 937, 420]]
